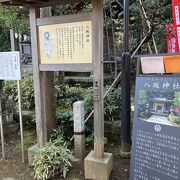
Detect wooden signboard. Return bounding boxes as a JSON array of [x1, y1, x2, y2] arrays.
[[36, 13, 93, 72], [0, 51, 21, 80], [38, 21, 92, 64], [130, 75, 180, 180]]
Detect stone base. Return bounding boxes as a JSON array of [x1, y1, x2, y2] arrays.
[[74, 134, 85, 160], [119, 151, 131, 158], [84, 151, 113, 180], [28, 144, 39, 166], [120, 142, 131, 158]]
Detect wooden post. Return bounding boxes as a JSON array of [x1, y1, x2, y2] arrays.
[[29, 7, 56, 146], [85, 2, 113, 179], [40, 7, 57, 140], [92, 0, 104, 158]]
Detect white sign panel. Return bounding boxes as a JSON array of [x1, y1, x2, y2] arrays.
[[73, 101, 85, 133], [0, 51, 21, 80]]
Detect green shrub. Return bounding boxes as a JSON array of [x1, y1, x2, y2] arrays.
[[3, 76, 34, 110], [2, 77, 121, 123], [104, 86, 121, 121], [55, 84, 84, 107], [56, 108, 73, 136], [33, 132, 73, 180], [84, 86, 121, 121], [169, 115, 180, 125]]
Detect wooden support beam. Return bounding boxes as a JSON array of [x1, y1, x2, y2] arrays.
[[40, 7, 56, 141], [29, 7, 56, 146], [30, 7, 46, 146], [92, 0, 104, 158], [0, 0, 89, 7]]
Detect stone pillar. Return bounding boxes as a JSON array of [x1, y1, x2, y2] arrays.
[[73, 101, 85, 160]]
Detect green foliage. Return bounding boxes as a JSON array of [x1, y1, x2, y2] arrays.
[[129, 0, 172, 53], [52, 2, 92, 16], [83, 87, 93, 114], [3, 76, 35, 110], [104, 86, 121, 121], [85, 134, 107, 147], [55, 84, 84, 108], [84, 86, 121, 121], [16, 129, 36, 150], [3, 77, 121, 122], [0, 5, 29, 34], [173, 92, 180, 108], [138, 90, 148, 115], [0, 25, 10, 52], [138, 90, 148, 106], [169, 114, 180, 125], [33, 131, 73, 180], [56, 108, 73, 135]]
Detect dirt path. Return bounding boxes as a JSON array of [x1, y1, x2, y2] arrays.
[[0, 131, 130, 180]]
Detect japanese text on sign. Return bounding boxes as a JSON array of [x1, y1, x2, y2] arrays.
[[38, 21, 92, 64], [0, 51, 21, 80], [130, 76, 180, 180]]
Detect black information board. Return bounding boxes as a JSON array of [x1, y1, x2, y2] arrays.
[[130, 76, 180, 180]]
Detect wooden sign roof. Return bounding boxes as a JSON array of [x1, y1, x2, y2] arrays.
[[0, 0, 83, 7]]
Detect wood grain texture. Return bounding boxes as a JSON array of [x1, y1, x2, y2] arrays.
[[37, 12, 93, 26], [40, 7, 57, 140], [39, 64, 93, 72], [92, 0, 104, 158], [30, 7, 57, 146], [30, 7, 47, 146]]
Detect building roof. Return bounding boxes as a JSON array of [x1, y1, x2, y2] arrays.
[[0, 0, 80, 7]]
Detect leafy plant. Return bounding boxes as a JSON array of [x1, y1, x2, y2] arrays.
[[3, 76, 35, 110], [84, 86, 121, 121], [85, 134, 108, 147], [168, 114, 180, 125], [56, 108, 73, 137], [173, 92, 180, 108], [0, 5, 29, 34], [33, 132, 73, 180], [55, 84, 84, 108], [104, 86, 121, 121]]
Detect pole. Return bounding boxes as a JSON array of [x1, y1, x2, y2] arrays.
[[0, 81, 5, 159], [92, 0, 104, 158], [17, 80, 25, 163], [10, 29, 25, 162], [120, 0, 131, 155]]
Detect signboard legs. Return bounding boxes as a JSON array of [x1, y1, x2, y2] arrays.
[[84, 1, 113, 179], [29, 7, 56, 147]]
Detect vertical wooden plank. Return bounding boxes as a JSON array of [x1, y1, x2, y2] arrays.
[[41, 71, 56, 137], [40, 7, 57, 139], [29, 7, 56, 146], [29, 7, 46, 146], [92, 0, 104, 158]]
